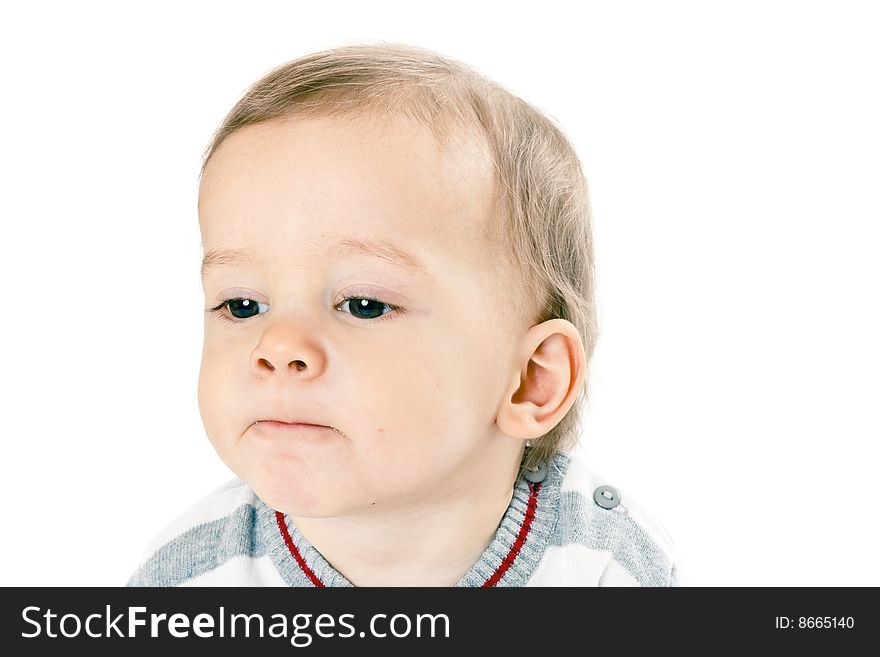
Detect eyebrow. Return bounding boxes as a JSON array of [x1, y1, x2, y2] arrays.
[[200, 238, 427, 278]]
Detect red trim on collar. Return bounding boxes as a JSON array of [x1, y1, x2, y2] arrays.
[[482, 481, 541, 587], [275, 480, 542, 588], [275, 511, 325, 588]]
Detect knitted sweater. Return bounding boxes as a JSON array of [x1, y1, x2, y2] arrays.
[[127, 452, 679, 587]]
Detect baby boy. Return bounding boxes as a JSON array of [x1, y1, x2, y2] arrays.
[[128, 42, 678, 587]]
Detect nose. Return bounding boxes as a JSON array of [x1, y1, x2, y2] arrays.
[[250, 319, 326, 380]]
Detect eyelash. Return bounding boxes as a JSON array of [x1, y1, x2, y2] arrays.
[[207, 295, 404, 325]]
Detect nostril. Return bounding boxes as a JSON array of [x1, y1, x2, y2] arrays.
[[291, 360, 306, 371], [258, 358, 275, 372]]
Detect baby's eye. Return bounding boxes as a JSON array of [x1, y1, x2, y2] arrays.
[[210, 297, 269, 322], [336, 296, 401, 322]]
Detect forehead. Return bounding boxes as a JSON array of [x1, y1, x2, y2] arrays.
[[197, 113, 496, 272]]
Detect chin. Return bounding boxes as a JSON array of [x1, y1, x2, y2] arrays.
[[247, 473, 344, 518]]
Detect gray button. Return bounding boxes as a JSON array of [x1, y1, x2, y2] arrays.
[[593, 485, 620, 509], [524, 461, 548, 483]]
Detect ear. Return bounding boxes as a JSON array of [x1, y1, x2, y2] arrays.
[[496, 319, 587, 440]]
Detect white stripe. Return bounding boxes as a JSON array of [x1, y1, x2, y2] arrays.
[[526, 543, 613, 586], [598, 558, 640, 586]]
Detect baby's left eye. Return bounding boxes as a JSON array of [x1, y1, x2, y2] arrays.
[[336, 296, 401, 322]]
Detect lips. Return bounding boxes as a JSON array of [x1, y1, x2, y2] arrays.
[[258, 420, 327, 427], [253, 419, 346, 437]]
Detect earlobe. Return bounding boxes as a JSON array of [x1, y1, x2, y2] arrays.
[[496, 319, 586, 440]]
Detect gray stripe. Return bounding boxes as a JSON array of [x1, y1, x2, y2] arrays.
[[127, 503, 262, 587], [551, 489, 675, 586]]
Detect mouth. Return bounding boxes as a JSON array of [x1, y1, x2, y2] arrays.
[[254, 420, 346, 438]]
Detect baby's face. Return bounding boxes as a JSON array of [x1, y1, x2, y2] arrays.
[[197, 112, 523, 517]]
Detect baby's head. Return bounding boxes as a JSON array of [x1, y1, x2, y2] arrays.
[[196, 43, 598, 517]]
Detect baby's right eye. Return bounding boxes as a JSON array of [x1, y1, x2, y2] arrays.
[[209, 297, 269, 323]]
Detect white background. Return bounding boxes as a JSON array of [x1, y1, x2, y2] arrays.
[[1, 0, 878, 587]]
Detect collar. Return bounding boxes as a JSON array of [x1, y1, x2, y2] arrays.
[[257, 452, 567, 587]]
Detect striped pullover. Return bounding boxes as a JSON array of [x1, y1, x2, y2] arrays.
[[127, 451, 679, 587]]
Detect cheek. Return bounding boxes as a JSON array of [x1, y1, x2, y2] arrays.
[[357, 347, 482, 450], [197, 349, 241, 441], [373, 319, 505, 415], [199, 339, 244, 396], [359, 349, 450, 428], [197, 355, 221, 416]]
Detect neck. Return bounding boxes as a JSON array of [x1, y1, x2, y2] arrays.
[[292, 455, 521, 587]]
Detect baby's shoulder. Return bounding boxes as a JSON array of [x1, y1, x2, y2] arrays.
[[543, 453, 679, 586], [126, 478, 262, 586]]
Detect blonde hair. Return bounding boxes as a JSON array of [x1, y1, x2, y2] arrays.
[[199, 42, 599, 476]]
